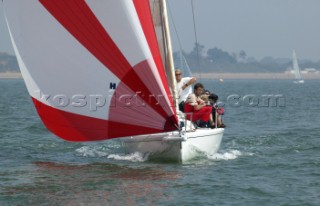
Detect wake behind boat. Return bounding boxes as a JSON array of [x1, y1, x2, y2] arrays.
[[3, 0, 224, 163]]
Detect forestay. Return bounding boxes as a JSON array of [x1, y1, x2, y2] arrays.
[[3, 0, 178, 141]]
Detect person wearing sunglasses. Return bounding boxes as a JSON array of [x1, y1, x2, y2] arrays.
[[175, 69, 197, 112]]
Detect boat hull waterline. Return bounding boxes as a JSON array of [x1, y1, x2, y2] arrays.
[[122, 128, 224, 162], [294, 80, 304, 84]]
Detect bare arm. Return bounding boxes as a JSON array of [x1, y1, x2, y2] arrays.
[[194, 99, 206, 110], [181, 77, 197, 90]]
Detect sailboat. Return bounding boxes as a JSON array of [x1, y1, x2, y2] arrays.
[[3, 0, 224, 162], [292, 50, 304, 84]]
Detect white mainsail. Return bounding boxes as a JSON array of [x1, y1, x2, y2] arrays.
[[292, 50, 304, 82], [150, 0, 178, 110]]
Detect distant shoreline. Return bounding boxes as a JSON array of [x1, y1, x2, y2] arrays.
[[1, 72, 320, 80], [194, 72, 320, 80], [0, 72, 22, 79]]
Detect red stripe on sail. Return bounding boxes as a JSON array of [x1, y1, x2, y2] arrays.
[[39, 0, 177, 129], [32, 98, 174, 142], [133, 0, 175, 110], [108, 59, 178, 131]]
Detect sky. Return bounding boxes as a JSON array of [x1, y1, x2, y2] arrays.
[[1, 0, 320, 61]]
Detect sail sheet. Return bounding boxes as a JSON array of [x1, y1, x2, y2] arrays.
[[3, 0, 178, 141]]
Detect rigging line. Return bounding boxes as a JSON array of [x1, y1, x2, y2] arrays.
[[167, 1, 183, 56], [167, 1, 192, 76], [191, 0, 202, 79]]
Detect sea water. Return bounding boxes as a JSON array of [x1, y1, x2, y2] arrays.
[[0, 79, 319, 206]]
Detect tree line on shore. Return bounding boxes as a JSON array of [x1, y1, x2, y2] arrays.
[[0, 52, 19, 72], [174, 43, 320, 73]]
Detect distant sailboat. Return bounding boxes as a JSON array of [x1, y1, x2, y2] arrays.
[[292, 50, 304, 84]]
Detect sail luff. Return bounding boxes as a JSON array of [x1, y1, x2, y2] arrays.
[[160, 0, 179, 111]]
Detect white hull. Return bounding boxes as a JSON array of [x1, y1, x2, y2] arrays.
[[121, 128, 224, 162], [294, 80, 304, 84]]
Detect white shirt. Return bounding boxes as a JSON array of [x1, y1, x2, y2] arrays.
[[176, 77, 193, 103]]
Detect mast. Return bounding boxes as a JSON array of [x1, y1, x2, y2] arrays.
[[160, 0, 179, 111]]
